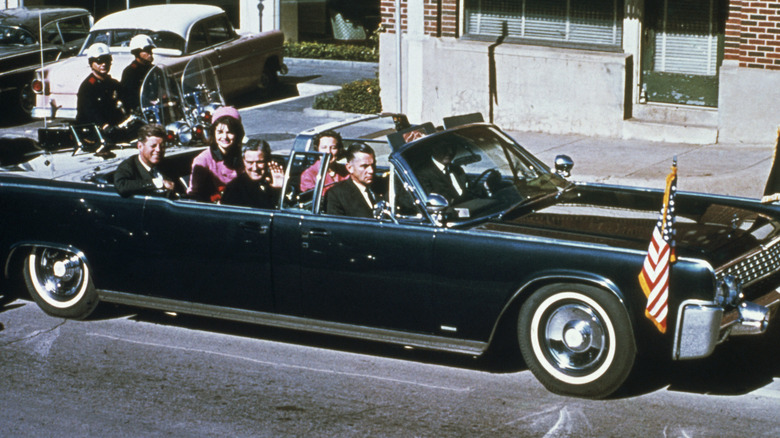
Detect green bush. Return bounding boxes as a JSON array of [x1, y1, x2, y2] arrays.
[[313, 78, 382, 114], [284, 41, 378, 62]]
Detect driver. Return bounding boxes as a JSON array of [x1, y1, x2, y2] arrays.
[[121, 34, 156, 115], [416, 143, 467, 203], [76, 43, 125, 132]]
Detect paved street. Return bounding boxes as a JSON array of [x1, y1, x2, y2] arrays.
[[2, 58, 780, 436], [2, 299, 780, 437]]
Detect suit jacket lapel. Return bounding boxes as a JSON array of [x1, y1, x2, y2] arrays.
[[134, 156, 154, 181]]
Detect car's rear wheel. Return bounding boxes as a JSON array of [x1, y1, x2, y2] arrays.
[[23, 248, 98, 319], [517, 283, 636, 398], [19, 83, 35, 117], [260, 61, 279, 89]]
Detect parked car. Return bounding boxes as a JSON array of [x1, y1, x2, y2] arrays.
[[30, 4, 285, 120], [0, 7, 92, 119], [1, 114, 779, 399]]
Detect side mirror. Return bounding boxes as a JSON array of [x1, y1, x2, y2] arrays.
[[425, 193, 449, 214], [554, 154, 573, 177]]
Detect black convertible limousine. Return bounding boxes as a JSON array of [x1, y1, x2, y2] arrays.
[[1, 114, 779, 398]]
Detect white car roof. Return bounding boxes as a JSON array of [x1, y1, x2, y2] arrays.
[[90, 4, 223, 38]]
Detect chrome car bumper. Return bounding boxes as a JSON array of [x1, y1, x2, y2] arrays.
[[673, 287, 780, 360], [32, 106, 77, 120]]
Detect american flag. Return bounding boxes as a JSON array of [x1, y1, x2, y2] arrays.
[[638, 158, 678, 334]]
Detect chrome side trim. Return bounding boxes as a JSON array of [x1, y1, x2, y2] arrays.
[[673, 299, 723, 360], [98, 290, 488, 355]]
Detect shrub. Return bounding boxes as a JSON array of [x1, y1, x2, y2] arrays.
[[284, 41, 378, 62], [313, 78, 381, 114]]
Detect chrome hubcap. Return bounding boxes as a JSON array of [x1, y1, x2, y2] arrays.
[[543, 303, 607, 374], [34, 250, 85, 300]]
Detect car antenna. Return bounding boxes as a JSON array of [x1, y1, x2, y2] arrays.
[[38, 10, 48, 128]]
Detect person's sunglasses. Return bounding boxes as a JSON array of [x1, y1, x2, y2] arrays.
[[93, 56, 112, 64]]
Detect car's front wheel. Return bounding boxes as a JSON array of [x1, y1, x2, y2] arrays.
[[23, 248, 98, 319], [518, 283, 636, 398]]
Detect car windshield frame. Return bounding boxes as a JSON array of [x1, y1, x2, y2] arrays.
[[394, 124, 568, 225]]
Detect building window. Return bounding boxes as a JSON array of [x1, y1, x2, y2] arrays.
[[464, 0, 623, 50]]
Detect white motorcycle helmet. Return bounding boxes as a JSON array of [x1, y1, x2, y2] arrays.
[[129, 34, 156, 53], [86, 42, 111, 61]]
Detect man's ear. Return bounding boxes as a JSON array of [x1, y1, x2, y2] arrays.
[[345, 161, 354, 174]]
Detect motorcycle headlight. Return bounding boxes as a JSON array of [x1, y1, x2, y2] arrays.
[[165, 121, 193, 146], [715, 275, 742, 307]]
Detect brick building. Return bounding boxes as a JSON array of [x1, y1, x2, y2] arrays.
[[379, 0, 780, 145]]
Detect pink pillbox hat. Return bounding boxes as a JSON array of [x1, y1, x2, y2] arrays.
[[212, 106, 241, 122]]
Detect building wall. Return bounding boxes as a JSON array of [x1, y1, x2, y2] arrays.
[[720, 0, 780, 143], [379, 34, 630, 137], [381, 0, 780, 145], [379, 0, 629, 136]]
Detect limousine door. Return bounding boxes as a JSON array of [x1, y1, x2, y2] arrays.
[[140, 197, 275, 312]]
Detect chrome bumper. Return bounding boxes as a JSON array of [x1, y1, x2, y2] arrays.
[[673, 288, 780, 360], [32, 106, 76, 120]]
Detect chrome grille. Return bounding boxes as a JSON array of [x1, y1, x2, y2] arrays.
[[716, 238, 780, 286]]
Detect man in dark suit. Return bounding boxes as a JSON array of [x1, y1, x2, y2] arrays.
[[325, 143, 379, 218], [114, 124, 184, 198], [416, 142, 468, 203], [221, 139, 284, 209]]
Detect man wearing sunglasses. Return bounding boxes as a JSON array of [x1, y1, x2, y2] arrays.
[[75, 43, 125, 133]]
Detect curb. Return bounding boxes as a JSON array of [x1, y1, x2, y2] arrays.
[[285, 57, 378, 70]]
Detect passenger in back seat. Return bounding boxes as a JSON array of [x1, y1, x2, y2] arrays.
[[114, 123, 185, 198]]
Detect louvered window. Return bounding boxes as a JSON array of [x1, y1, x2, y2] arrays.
[[652, 0, 718, 76], [465, 0, 623, 50]]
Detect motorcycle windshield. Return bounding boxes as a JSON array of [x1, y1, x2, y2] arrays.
[[181, 56, 224, 126], [140, 65, 185, 127]]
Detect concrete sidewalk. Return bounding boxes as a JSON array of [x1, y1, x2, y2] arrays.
[[509, 130, 776, 199]]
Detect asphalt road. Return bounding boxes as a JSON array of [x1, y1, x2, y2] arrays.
[[2, 58, 780, 436], [2, 297, 780, 437]]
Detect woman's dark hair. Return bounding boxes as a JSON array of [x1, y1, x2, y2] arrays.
[[311, 129, 343, 158], [209, 115, 245, 151]]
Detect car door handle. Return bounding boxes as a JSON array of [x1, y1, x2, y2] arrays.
[[239, 222, 269, 234], [304, 228, 330, 237]]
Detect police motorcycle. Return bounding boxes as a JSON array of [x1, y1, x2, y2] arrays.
[[140, 56, 224, 147], [0, 56, 223, 168]]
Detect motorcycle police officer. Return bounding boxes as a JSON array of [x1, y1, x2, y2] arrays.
[[75, 43, 125, 132], [121, 35, 156, 115]]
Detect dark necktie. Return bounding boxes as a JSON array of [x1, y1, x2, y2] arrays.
[[365, 187, 377, 206]]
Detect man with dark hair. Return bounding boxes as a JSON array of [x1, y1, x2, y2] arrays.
[[121, 34, 156, 114], [76, 43, 125, 129], [221, 139, 284, 209], [300, 129, 349, 193], [325, 143, 379, 218], [114, 124, 184, 197]]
